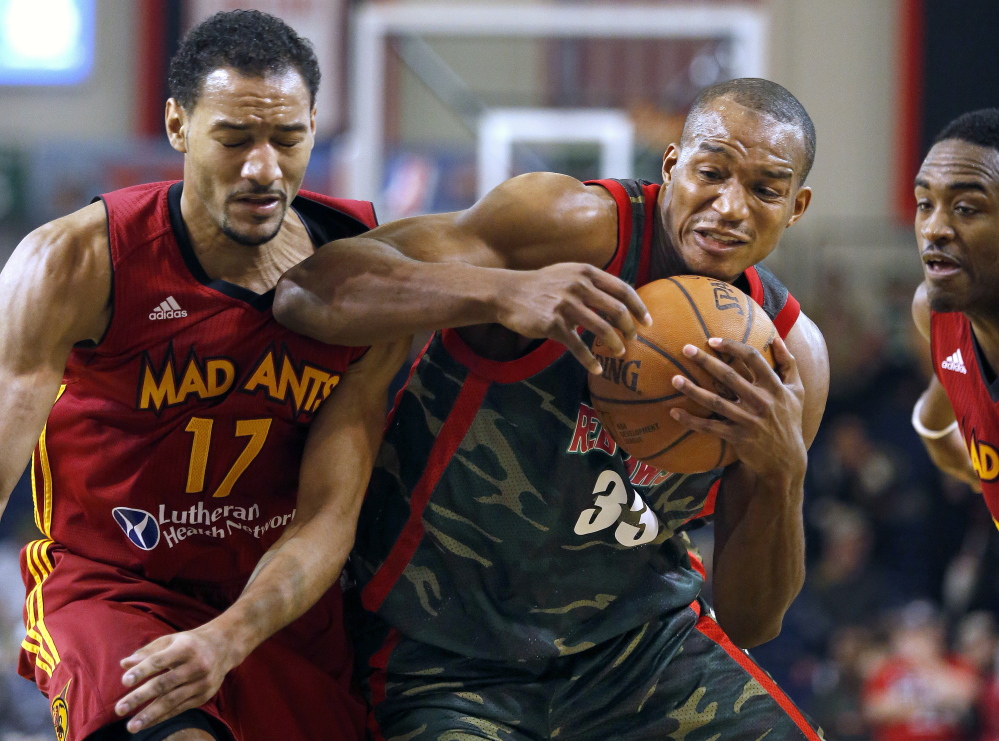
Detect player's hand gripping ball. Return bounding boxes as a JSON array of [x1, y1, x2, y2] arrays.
[[588, 275, 776, 473]]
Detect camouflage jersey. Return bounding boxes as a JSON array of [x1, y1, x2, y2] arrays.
[[352, 179, 802, 662]]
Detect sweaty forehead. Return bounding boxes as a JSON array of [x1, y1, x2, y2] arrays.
[[918, 140, 999, 189], [683, 97, 805, 171], [194, 67, 311, 120]]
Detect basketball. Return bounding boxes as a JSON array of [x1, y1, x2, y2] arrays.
[[588, 275, 776, 474]]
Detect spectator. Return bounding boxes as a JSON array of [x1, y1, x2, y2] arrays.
[[864, 601, 979, 741], [812, 625, 885, 741]]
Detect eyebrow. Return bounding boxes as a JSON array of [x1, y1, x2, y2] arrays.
[[696, 142, 794, 179], [760, 169, 793, 181], [697, 142, 728, 156], [210, 121, 309, 133], [914, 177, 989, 194]]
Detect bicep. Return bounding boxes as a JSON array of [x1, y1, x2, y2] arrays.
[[0, 210, 111, 493], [359, 172, 617, 270], [784, 313, 829, 448], [294, 340, 410, 521]]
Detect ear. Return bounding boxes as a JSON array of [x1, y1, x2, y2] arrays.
[[310, 106, 317, 136], [165, 98, 188, 154], [786, 186, 812, 228], [661, 144, 680, 187]]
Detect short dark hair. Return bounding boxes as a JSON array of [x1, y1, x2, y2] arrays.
[[168, 10, 320, 111], [682, 78, 817, 184], [934, 108, 999, 154]]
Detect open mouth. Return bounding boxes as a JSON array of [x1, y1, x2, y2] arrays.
[[692, 228, 749, 252], [922, 251, 962, 277], [232, 194, 284, 216]]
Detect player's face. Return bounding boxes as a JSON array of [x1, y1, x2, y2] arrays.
[[660, 97, 811, 282], [915, 139, 999, 316], [167, 67, 316, 247]]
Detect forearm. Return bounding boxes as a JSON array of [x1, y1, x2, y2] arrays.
[[275, 238, 514, 345], [711, 467, 806, 648], [0, 374, 68, 510], [201, 512, 356, 667], [923, 429, 978, 486]]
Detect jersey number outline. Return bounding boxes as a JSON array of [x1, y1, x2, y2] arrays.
[[573, 469, 659, 546], [184, 417, 272, 498]]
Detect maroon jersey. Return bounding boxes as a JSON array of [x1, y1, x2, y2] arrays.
[[30, 180, 375, 600], [931, 311, 999, 522]]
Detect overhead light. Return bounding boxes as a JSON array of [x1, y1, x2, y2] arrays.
[[0, 0, 94, 84]]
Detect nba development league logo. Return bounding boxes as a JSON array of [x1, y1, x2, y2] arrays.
[[112, 507, 161, 550]]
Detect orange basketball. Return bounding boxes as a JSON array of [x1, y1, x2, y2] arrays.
[[588, 275, 776, 474]]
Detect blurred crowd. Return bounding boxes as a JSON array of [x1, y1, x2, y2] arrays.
[[741, 269, 999, 741]]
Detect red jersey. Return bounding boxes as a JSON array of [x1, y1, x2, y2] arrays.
[[931, 311, 999, 523], [30, 180, 375, 601], [863, 656, 977, 741]]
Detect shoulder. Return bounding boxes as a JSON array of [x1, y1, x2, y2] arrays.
[[15, 201, 110, 282], [457, 172, 619, 269], [785, 311, 828, 389], [912, 281, 931, 342], [785, 310, 829, 446], [784, 311, 826, 364], [2, 201, 112, 343]]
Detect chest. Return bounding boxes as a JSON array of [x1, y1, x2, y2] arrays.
[[67, 298, 349, 428]]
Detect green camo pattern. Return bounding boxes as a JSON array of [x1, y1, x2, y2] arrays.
[[352, 179, 785, 663]]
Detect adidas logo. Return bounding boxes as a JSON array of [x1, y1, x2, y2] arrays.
[[148, 296, 188, 321], [941, 349, 967, 374]]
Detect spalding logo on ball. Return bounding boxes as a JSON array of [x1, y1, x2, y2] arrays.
[[588, 275, 776, 474]]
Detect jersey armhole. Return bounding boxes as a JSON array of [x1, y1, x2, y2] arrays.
[[77, 195, 115, 350], [773, 294, 801, 340], [584, 179, 632, 278]]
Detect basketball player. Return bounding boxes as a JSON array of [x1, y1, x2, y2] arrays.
[[0, 11, 405, 741], [911, 109, 999, 516], [275, 78, 830, 739]]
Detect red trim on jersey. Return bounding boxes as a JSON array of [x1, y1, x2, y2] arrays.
[[744, 266, 765, 306], [744, 266, 799, 340], [773, 294, 801, 340], [684, 478, 720, 525], [366, 628, 402, 741], [440, 330, 567, 384], [367, 628, 402, 707], [587, 179, 633, 278], [384, 336, 434, 430], [362, 375, 490, 612], [637, 182, 660, 286], [696, 614, 822, 740], [688, 551, 707, 580]]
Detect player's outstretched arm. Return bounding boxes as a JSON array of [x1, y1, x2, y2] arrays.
[[274, 172, 650, 374], [0, 204, 111, 512], [668, 314, 830, 648], [910, 282, 979, 489], [113, 339, 409, 733]]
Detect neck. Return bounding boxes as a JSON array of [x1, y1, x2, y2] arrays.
[[648, 187, 690, 282], [968, 311, 999, 375], [179, 186, 311, 293]]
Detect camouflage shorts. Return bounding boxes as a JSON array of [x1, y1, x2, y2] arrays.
[[364, 601, 822, 741]]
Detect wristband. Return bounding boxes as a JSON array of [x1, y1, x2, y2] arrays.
[[911, 395, 959, 440]]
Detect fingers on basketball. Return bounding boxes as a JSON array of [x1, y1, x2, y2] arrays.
[[588, 275, 776, 473]]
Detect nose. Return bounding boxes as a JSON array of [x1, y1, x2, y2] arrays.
[[919, 206, 955, 246], [241, 143, 282, 188], [712, 180, 750, 222]]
